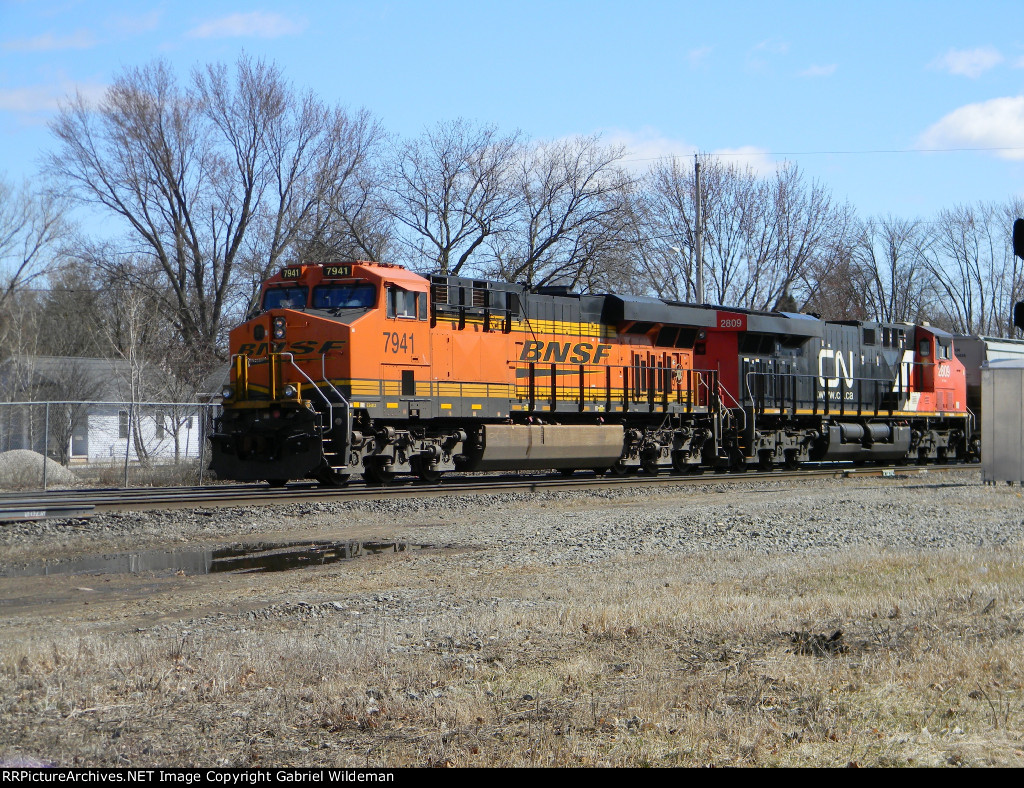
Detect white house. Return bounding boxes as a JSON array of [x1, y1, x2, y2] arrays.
[[0, 355, 217, 465]]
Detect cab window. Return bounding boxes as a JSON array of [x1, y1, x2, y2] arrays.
[[386, 286, 426, 320], [262, 286, 308, 310], [312, 282, 376, 309]]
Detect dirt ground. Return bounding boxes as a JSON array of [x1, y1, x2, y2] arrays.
[[2, 477, 1024, 767]]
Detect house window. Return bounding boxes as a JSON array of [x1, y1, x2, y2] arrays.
[[119, 411, 129, 439]]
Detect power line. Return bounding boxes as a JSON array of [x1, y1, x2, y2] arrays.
[[622, 145, 1024, 163]]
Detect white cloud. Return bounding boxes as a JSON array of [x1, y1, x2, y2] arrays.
[[600, 128, 697, 173], [918, 96, 1024, 159], [800, 63, 837, 77], [109, 10, 163, 36], [708, 146, 778, 177], [687, 46, 712, 67], [930, 46, 1003, 78], [752, 39, 789, 56], [2, 29, 97, 53], [747, 39, 789, 72], [0, 81, 106, 117], [187, 12, 307, 39], [601, 129, 778, 177]]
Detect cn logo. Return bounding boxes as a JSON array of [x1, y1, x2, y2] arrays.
[[817, 348, 854, 389]]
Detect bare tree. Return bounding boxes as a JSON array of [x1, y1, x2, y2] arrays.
[[48, 56, 382, 357], [758, 165, 855, 312], [386, 119, 522, 276], [922, 201, 1022, 336], [637, 156, 853, 311], [489, 135, 634, 288], [639, 154, 771, 304], [847, 215, 933, 323], [0, 174, 68, 314], [295, 156, 393, 265]]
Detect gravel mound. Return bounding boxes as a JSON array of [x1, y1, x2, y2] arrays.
[[0, 450, 78, 489]]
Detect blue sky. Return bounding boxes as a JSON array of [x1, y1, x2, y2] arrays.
[[2, 0, 1024, 222]]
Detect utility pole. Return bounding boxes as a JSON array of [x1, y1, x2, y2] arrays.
[[694, 154, 704, 304]]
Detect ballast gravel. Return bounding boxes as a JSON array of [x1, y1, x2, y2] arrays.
[[2, 471, 1022, 571]]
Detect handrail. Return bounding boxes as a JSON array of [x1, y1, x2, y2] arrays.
[[738, 366, 970, 416], [319, 354, 351, 412], [274, 352, 335, 429]]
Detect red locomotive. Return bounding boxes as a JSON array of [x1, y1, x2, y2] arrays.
[[209, 261, 971, 484]]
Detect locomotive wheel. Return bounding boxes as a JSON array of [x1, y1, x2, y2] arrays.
[[316, 468, 351, 487], [640, 456, 661, 476], [363, 460, 396, 486], [730, 448, 748, 473], [411, 458, 443, 484], [265, 478, 288, 488], [758, 450, 774, 472], [784, 451, 800, 470], [591, 467, 609, 476], [559, 468, 577, 477], [609, 461, 633, 476]]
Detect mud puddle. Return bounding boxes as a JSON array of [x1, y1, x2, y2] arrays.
[[0, 540, 424, 578]]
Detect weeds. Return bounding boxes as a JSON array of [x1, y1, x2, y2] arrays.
[[2, 548, 1023, 766]]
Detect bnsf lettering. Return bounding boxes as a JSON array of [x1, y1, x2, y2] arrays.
[[544, 343, 570, 363], [520, 341, 612, 364], [237, 340, 346, 356]]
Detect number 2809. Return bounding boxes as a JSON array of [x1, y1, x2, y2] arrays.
[[383, 332, 414, 354]]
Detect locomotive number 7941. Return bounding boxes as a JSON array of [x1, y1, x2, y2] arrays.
[[383, 331, 414, 354]]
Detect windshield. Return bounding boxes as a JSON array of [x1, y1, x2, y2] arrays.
[[262, 286, 308, 310], [312, 282, 376, 309]]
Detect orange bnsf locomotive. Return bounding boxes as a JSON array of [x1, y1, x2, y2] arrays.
[[209, 261, 972, 485]]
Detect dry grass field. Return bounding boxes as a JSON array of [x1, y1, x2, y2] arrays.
[[0, 548, 1019, 761], [2, 536, 1023, 767]]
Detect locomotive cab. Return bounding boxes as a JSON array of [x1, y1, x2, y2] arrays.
[[212, 261, 429, 484], [913, 326, 966, 412]]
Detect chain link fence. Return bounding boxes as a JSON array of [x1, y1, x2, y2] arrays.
[[0, 400, 222, 490]]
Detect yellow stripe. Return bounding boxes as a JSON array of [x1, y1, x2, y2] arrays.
[[448, 316, 611, 338]]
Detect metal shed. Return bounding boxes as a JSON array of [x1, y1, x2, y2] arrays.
[[981, 359, 1024, 484]]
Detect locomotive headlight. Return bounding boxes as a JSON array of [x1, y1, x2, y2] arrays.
[[272, 316, 286, 339], [282, 384, 298, 399], [221, 385, 235, 400]]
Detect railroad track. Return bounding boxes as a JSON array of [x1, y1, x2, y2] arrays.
[[0, 463, 978, 524]]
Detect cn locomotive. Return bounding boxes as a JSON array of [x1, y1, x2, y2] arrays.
[[209, 261, 972, 485]]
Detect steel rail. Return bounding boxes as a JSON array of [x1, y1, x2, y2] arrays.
[[0, 464, 978, 523]]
